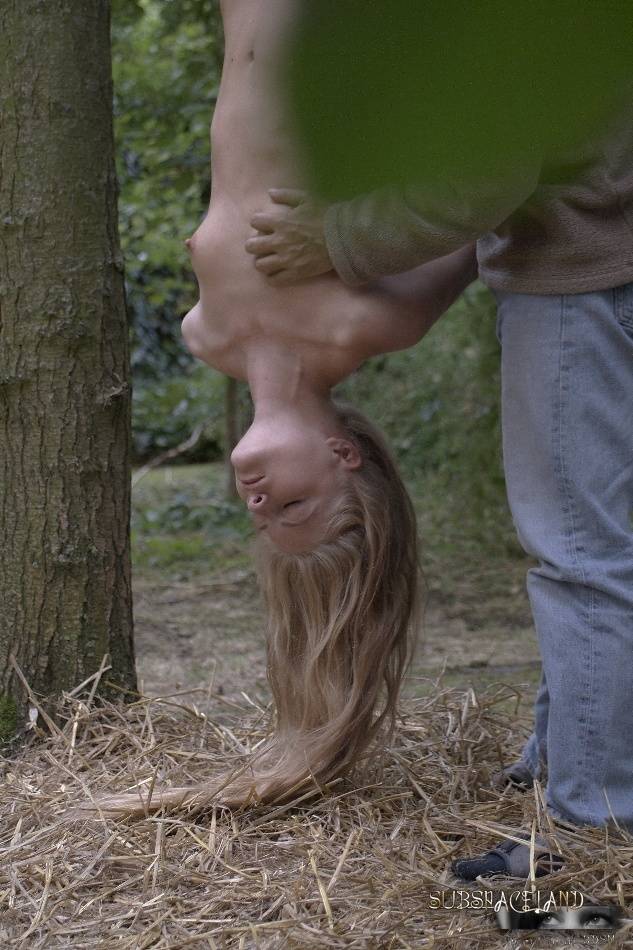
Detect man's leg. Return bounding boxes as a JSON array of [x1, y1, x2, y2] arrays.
[[496, 283, 633, 827], [511, 667, 549, 781]]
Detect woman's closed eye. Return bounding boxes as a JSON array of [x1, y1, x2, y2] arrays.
[[281, 500, 312, 526]]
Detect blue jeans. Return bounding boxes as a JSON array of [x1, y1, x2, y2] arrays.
[[495, 283, 633, 829]]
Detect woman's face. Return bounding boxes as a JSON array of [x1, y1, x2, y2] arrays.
[[231, 418, 361, 553]]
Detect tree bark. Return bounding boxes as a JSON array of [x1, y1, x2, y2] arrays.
[[0, 0, 137, 738]]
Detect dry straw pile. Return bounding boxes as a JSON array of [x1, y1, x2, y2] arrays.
[[1, 675, 632, 948]]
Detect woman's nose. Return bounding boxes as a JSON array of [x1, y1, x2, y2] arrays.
[[246, 493, 268, 512]]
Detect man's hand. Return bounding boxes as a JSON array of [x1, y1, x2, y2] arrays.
[[245, 188, 334, 285]]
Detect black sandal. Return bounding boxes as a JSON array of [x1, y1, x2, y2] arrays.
[[492, 762, 535, 791], [452, 832, 564, 881]]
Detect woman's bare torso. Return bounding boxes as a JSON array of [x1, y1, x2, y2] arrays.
[[183, 0, 421, 385]]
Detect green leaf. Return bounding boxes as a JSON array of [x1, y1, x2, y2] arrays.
[[288, 0, 633, 200]]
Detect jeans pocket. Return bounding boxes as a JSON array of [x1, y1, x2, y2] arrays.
[[615, 283, 633, 339]]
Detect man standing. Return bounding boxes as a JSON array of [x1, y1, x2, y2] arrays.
[[245, 105, 633, 876]]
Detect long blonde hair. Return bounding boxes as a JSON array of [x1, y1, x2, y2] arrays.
[[92, 402, 422, 816]]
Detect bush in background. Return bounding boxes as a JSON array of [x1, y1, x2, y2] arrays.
[[112, 0, 222, 383], [131, 365, 252, 465]]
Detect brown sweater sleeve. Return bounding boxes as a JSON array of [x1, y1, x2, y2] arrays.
[[323, 170, 541, 286]]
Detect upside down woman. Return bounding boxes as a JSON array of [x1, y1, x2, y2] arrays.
[[95, 0, 477, 816]]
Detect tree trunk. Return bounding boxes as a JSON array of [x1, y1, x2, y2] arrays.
[[0, 0, 137, 739]]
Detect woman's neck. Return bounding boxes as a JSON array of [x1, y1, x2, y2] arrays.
[[245, 339, 338, 426]]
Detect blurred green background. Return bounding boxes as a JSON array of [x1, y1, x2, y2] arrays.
[[288, 0, 632, 200]]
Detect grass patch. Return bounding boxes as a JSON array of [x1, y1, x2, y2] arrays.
[[131, 531, 250, 575], [131, 463, 253, 577]]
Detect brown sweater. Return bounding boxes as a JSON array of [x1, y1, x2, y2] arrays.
[[323, 106, 633, 295]]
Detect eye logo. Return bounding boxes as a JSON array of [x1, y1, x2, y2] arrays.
[[496, 903, 621, 931]]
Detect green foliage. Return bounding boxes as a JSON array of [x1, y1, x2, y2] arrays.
[[131, 464, 251, 576], [131, 362, 223, 462], [112, 0, 222, 381], [132, 532, 248, 573], [288, 0, 633, 200], [131, 363, 251, 464], [111, 0, 143, 27], [155, 0, 220, 35]]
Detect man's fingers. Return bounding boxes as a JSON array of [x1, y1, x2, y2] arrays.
[[268, 188, 307, 208], [254, 254, 283, 275], [245, 235, 278, 256], [250, 212, 287, 232]]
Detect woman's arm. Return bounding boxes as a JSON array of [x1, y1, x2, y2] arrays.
[[371, 243, 477, 319], [359, 243, 479, 353]]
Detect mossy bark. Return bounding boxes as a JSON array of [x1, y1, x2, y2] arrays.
[[0, 0, 137, 733]]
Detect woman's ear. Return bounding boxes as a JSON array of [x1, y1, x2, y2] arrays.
[[326, 437, 362, 470]]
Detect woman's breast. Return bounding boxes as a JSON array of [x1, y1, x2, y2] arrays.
[[184, 199, 418, 373], [185, 201, 355, 352]]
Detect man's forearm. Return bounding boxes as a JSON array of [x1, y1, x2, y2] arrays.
[[246, 170, 535, 291], [324, 171, 538, 286]]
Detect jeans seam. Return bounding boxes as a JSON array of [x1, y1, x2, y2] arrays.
[[556, 295, 594, 819], [586, 586, 599, 823], [615, 284, 633, 333], [557, 300, 585, 584]]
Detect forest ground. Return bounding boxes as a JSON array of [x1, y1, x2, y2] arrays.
[[131, 464, 541, 730]]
